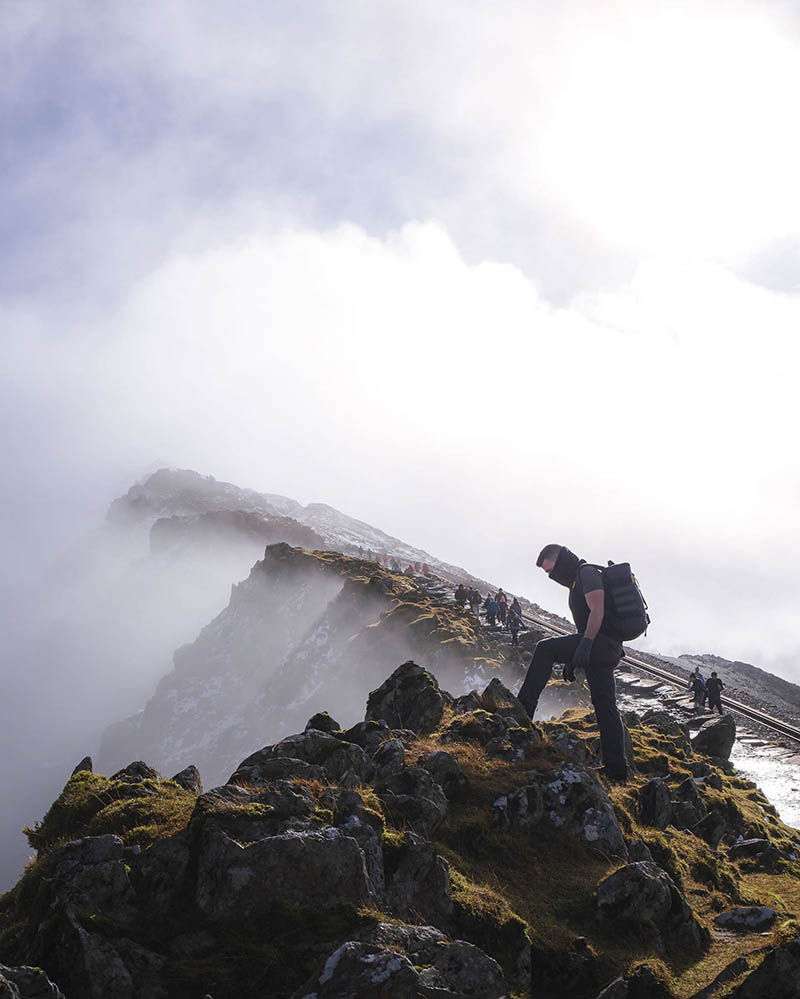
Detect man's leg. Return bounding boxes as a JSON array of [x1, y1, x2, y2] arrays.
[[585, 639, 627, 777], [518, 635, 580, 718]]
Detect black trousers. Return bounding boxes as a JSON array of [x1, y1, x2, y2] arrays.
[[518, 633, 628, 776], [707, 694, 723, 715]]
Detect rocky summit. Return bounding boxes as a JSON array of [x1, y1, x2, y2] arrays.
[[3, 663, 800, 999]]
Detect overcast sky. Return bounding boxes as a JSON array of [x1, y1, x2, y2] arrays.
[[3, 0, 800, 679]]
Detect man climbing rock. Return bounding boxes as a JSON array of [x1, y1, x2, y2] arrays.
[[518, 544, 629, 782]]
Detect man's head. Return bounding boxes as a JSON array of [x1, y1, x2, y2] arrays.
[[712, 671, 718, 677], [536, 544, 563, 575]]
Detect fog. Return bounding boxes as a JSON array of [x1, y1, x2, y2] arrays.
[[3, 0, 800, 887]]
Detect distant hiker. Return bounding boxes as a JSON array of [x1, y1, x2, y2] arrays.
[[390, 558, 401, 572], [496, 590, 508, 625], [422, 562, 432, 577], [484, 595, 499, 628], [518, 544, 630, 782], [688, 667, 706, 712], [454, 584, 468, 607], [705, 671, 724, 715], [510, 597, 522, 619], [469, 588, 482, 617], [405, 564, 415, 576], [508, 607, 522, 646]]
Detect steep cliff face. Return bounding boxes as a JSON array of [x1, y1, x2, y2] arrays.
[[4, 664, 800, 999], [99, 545, 517, 785]]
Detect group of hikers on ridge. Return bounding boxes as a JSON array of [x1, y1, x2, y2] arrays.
[[688, 666, 725, 715], [453, 584, 525, 645]]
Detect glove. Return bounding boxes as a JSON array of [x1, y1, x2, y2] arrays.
[[570, 635, 594, 672], [562, 661, 577, 683]]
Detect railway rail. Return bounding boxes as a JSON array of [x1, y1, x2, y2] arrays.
[[520, 610, 800, 744]]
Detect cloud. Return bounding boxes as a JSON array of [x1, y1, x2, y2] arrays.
[[4, 219, 800, 674]]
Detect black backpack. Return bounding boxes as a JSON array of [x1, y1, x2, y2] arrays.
[[592, 561, 650, 641]]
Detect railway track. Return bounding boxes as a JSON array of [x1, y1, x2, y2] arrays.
[[520, 611, 800, 744]]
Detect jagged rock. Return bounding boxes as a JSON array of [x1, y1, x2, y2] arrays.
[[492, 786, 544, 832], [672, 778, 707, 828], [272, 729, 345, 764], [323, 741, 375, 786], [420, 750, 468, 800], [384, 830, 453, 924], [111, 761, 160, 783], [342, 719, 392, 754], [71, 756, 93, 776], [693, 809, 727, 847], [373, 738, 406, 779], [292, 941, 419, 998], [129, 836, 190, 913], [170, 765, 203, 794], [638, 778, 672, 829], [597, 861, 708, 951], [0, 966, 65, 998], [714, 906, 778, 932], [306, 711, 340, 733], [546, 725, 592, 765], [480, 678, 530, 726], [641, 710, 685, 738], [485, 725, 542, 762], [729, 838, 781, 869], [691, 715, 736, 761], [196, 822, 375, 918], [627, 839, 654, 863], [333, 790, 385, 900], [376, 767, 447, 833], [441, 710, 507, 746], [729, 936, 800, 998], [417, 939, 508, 998], [453, 691, 483, 714], [533, 767, 628, 857], [358, 922, 447, 966], [228, 754, 325, 787], [365, 661, 449, 735]]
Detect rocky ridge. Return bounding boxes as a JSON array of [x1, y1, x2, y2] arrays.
[[4, 663, 800, 999]]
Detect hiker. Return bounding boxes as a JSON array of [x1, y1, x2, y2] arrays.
[[469, 588, 482, 617], [405, 564, 415, 576], [510, 597, 522, 617], [484, 594, 499, 627], [705, 671, 724, 715], [454, 584, 468, 607], [518, 544, 629, 782], [422, 562, 432, 576], [496, 589, 508, 625], [390, 558, 401, 572], [508, 606, 522, 646], [688, 667, 706, 712]]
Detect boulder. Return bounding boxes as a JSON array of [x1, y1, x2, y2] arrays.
[[228, 755, 325, 787], [0, 966, 65, 998], [272, 729, 344, 764], [597, 862, 708, 952], [627, 839, 654, 864], [420, 751, 468, 800], [492, 786, 544, 832], [729, 936, 800, 998], [691, 715, 736, 761], [170, 765, 203, 794], [693, 810, 727, 847], [323, 742, 375, 786], [417, 939, 508, 998], [292, 941, 419, 999], [485, 725, 542, 762], [638, 778, 672, 829], [110, 761, 160, 783], [306, 711, 341, 733], [358, 922, 447, 966], [342, 719, 392, 754], [365, 662, 449, 735], [453, 691, 483, 714], [384, 831, 453, 925], [441, 711, 508, 747], [533, 767, 628, 857], [714, 906, 778, 932], [672, 778, 707, 828], [196, 823, 375, 918], [373, 739, 406, 779], [376, 767, 447, 833], [480, 678, 530, 726]]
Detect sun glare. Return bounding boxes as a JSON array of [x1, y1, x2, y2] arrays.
[[539, 7, 800, 257]]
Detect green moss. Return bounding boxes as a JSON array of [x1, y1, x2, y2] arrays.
[[23, 771, 195, 855]]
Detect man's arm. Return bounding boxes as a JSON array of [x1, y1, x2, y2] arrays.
[[583, 588, 605, 639]]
